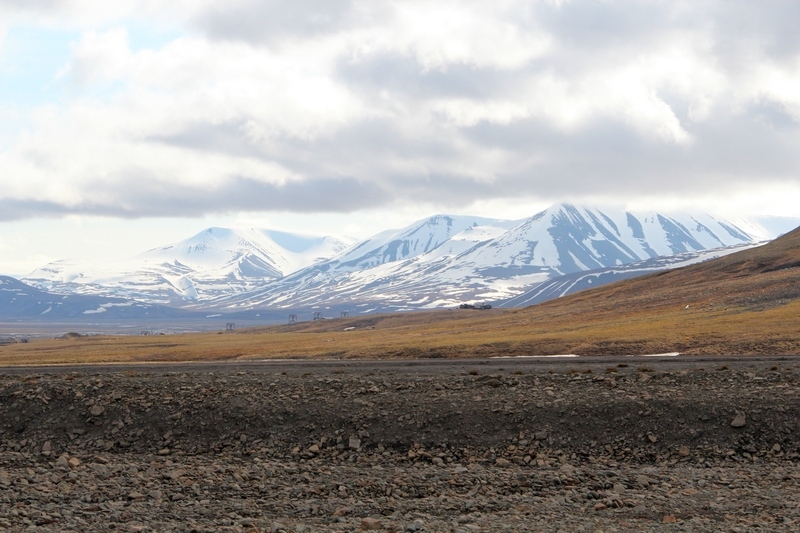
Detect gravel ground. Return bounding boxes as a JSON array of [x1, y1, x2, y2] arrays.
[[1, 359, 799, 532]]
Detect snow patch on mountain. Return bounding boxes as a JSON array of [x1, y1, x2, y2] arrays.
[[213, 204, 771, 312], [501, 241, 765, 308], [328, 215, 520, 272], [24, 228, 354, 305], [458, 204, 761, 280], [20, 204, 798, 314]]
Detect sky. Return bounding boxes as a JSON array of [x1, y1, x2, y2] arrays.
[[1, 0, 800, 276]]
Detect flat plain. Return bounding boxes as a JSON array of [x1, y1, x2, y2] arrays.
[[2, 357, 800, 532]]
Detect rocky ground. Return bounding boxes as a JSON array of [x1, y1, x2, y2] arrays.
[[1, 358, 799, 532]]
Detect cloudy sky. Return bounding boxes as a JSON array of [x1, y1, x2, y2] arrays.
[[2, 0, 800, 275]]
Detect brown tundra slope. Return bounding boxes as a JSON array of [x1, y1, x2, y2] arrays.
[[486, 223, 800, 356], [244, 224, 800, 358]]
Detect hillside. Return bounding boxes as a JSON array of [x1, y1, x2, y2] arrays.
[[501, 241, 762, 307], [536, 223, 800, 318], [1, 225, 798, 365], [490, 223, 800, 355]]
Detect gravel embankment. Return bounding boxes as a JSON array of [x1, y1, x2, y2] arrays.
[[1, 360, 799, 532]]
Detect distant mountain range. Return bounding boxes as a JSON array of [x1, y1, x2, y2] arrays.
[[15, 203, 800, 320], [25, 228, 353, 306], [207, 204, 787, 313]]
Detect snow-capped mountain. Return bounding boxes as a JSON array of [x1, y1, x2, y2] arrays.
[[24, 228, 353, 306], [0, 275, 194, 320], [443, 203, 762, 279], [20, 204, 798, 315], [204, 215, 521, 311], [211, 204, 776, 312], [321, 215, 521, 272]]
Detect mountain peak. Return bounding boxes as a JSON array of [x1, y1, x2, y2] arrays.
[[23, 226, 353, 305]]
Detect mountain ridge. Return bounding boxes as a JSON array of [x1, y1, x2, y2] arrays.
[[19, 203, 800, 314], [211, 203, 780, 312], [24, 228, 354, 306]]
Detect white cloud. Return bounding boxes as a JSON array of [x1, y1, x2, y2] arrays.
[[377, 1, 552, 71], [60, 28, 131, 85], [0, 0, 799, 225], [750, 59, 800, 121]]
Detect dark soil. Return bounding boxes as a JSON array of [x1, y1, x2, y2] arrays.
[[2, 358, 800, 531], [2, 362, 799, 460]]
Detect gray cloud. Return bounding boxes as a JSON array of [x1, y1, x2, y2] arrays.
[[149, 120, 270, 161], [531, 1, 668, 49], [124, 97, 800, 218], [100, 175, 389, 218], [0, 199, 76, 222], [336, 54, 524, 101], [192, 0, 358, 45], [706, 0, 800, 62], [0, 175, 390, 220], [4, 106, 799, 222]]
